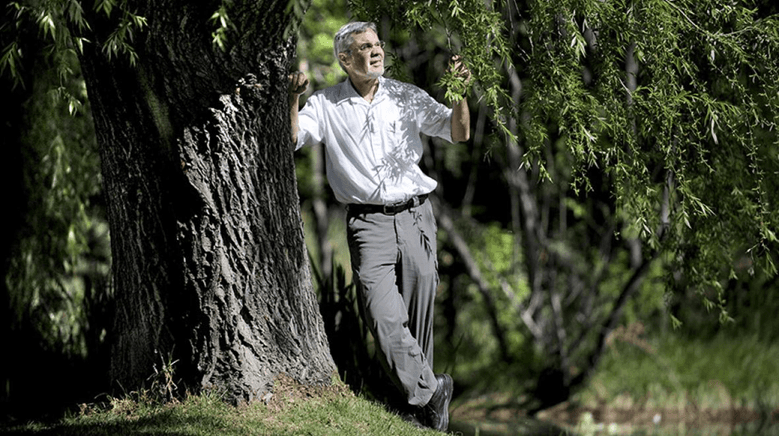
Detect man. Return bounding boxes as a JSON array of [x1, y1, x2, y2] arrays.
[[289, 21, 470, 432]]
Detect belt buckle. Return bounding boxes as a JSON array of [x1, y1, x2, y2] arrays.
[[383, 196, 419, 215], [383, 199, 407, 215], [383, 203, 399, 215]]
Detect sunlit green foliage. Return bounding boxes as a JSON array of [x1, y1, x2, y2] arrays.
[[445, 278, 506, 380], [582, 331, 779, 412], [1, 8, 113, 409], [438, 223, 532, 385], [343, 0, 779, 299], [519, 0, 778, 289], [295, 0, 348, 87], [1, 0, 146, 90], [292, 0, 349, 201], [291, 1, 778, 409], [350, 0, 514, 124], [209, 4, 233, 51], [4, 52, 108, 358], [3, 0, 779, 420]]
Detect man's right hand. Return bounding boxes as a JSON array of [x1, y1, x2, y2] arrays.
[[289, 71, 308, 149], [288, 71, 309, 97]]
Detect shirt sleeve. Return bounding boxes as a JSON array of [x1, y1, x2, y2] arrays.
[[413, 87, 453, 143], [295, 94, 324, 151]]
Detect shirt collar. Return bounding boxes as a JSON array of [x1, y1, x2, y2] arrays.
[[337, 76, 386, 106]]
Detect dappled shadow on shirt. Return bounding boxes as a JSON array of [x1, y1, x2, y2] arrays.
[[301, 76, 452, 204], [367, 78, 452, 201]]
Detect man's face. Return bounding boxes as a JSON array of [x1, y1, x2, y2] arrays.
[[340, 29, 384, 81]]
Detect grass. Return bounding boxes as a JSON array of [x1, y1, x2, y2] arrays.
[[538, 330, 779, 435], [0, 378, 441, 436], [449, 330, 779, 435], [577, 331, 779, 413], [4, 332, 778, 436]]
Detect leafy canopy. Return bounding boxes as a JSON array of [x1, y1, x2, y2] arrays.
[[3, 0, 778, 293], [350, 0, 778, 290]]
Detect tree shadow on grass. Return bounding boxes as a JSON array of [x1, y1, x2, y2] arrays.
[[0, 408, 247, 436]]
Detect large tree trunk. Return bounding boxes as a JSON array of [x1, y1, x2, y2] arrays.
[[75, 0, 335, 403]]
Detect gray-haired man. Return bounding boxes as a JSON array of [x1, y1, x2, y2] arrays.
[[289, 21, 470, 431]]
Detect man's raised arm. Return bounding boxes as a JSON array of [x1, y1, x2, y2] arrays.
[[448, 56, 471, 143], [288, 71, 309, 150]]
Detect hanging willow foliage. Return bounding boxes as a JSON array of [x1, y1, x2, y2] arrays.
[[348, 0, 778, 297], [2, 0, 777, 308]]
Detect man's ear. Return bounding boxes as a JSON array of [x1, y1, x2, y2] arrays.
[[338, 52, 350, 69]]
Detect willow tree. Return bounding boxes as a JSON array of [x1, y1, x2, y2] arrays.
[[498, 0, 778, 410], [5, 0, 777, 411], [351, 0, 779, 411], [2, 0, 335, 403]]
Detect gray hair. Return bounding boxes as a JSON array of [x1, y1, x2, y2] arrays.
[[333, 21, 378, 69]]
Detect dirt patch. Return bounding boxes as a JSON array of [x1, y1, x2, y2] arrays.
[[261, 373, 352, 413]]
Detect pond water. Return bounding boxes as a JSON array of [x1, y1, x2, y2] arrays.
[[449, 416, 779, 436]]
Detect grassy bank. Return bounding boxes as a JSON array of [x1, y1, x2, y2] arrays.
[[541, 331, 779, 434], [448, 330, 779, 435], [577, 331, 779, 413], [4, 332, 777, 435], [0, 377, 440, 436]]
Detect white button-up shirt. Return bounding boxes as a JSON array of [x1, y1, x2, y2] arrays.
[[296, 76, 453, 205]]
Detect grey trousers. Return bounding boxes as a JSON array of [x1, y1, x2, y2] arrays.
[[346, 200, 439, 406]]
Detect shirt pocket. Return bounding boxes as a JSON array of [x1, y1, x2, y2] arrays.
[[379, 106, 412, 151]]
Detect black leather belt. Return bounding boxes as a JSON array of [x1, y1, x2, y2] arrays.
[[348, 194, 429, 215]]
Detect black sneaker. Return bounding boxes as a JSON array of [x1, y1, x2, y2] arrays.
[[399, 411, 427, 429], [416, 373, 453, 431]]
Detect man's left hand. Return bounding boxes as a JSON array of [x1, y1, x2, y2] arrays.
[[448, 55, 472, 85]]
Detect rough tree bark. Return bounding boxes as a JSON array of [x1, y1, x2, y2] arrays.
[[74, 0, 335, 403]]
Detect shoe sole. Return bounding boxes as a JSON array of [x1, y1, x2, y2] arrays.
[[438, 374, 453, 431]]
